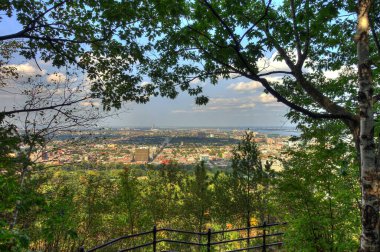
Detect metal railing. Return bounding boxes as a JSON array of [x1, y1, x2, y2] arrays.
[[80, 222, 286, 252]]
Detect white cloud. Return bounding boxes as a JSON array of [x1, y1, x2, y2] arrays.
[[323, 69, 341, 79], [80, 100, 100, 107], [227, 81, 261, 92], [172, 92, 287, 114], [257, 52, 290, 74], [259, 93, 277, 103], [9, 63, 46, 76], [172, 97, 256, 113], [46, 72, 66, 83]]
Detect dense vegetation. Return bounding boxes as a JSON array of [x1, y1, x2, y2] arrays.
[[1, 0, 375, 250], [0, 132, 360, 251]]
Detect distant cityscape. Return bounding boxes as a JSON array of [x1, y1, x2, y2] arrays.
[[30, 127, 300, 170]]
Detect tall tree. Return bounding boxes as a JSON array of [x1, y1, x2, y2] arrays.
[[142, 162, 184, 227], [356, 1, 379, 251], [181, 161, 212, 244], [115, 169, 143, 235], [94, 1, 376, 250], [231, 131, 268, 247]]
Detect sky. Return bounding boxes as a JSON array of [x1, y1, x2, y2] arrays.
[[0, 12, 293, 128]]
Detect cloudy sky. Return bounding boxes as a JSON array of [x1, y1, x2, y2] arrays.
[[0, 59, 292, 128], [1, 15, 293, 128], [112, 77, 290, 128]]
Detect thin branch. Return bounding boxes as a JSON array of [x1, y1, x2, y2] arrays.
[[200, 0, 240, 47], [290, 0, 302, 66], [187, 26, 229, 49], [193, 35, 347, 121], [200, 0, 257, 74], [21, 35, 108, 44], [1, 97, 87, 116], [300, 0, 311, 66], [191, 36, 245, 75], [0, 0, 70, 41], [33, 56, 43, 72], [373, 93, 380, 103], [198, 1, 353, 121], [258, 71, 292, 77], [239, 0, 272, 44]]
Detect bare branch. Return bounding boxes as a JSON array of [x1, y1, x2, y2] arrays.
[[1, 97, 87, 116]]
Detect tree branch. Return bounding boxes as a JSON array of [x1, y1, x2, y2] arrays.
[[255, 76, 353, 120], [1, 97, 87, 116], [263, 26, 358, 123], [290, 0, 303, 67], [21, 35, 108, 44], [257, 71, 292, 77], [186, 26, 229, 49], [200, 0, 240, 48], [301, 0, 311, 66], [239, 0, 272, 44], [0, 0, 70, 41], [197, 1, 355, 121], [192, 35, 349, 121]]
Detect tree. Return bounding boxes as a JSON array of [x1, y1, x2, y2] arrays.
[[3, 0, 380, 250], [114, 169, 143, 235], [274, 129, 361, 251], [1, 75, 102, 227], [0, 0, 191, 110], [142, 162, 184, 227], [86, 1, 376, 250], [231, 131, 271, 247], [211, 172, 235, 230], [181, 161, 212, 244]]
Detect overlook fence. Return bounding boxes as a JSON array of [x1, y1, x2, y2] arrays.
[[80, 222, 286, 252]]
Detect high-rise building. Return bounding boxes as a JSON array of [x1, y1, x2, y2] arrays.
[[134, 148, 150, 162]]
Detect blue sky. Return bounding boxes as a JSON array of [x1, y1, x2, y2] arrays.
[[0, 14, 292, 128], [108, 75, 291, 128]]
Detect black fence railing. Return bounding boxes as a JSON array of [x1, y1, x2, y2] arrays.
[[80, 222, 286, 252]]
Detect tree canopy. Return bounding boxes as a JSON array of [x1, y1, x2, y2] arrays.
[[2, 0, 380, 250]]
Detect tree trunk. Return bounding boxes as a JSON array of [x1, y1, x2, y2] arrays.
[[246, 211, 250, 249], [357, 0, 380, 251]]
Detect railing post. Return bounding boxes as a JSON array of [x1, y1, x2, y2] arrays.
[[207, 228, 211, 252], [262, 222, 266, 252], [153, 225, 157, 252]]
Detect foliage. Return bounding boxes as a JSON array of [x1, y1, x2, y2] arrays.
[[0, 1, 375, 249], [181, 161, 212, 233], [273, 131, 361, 251], [231, 131, 273, 226], [0, 137, 361, 252]]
